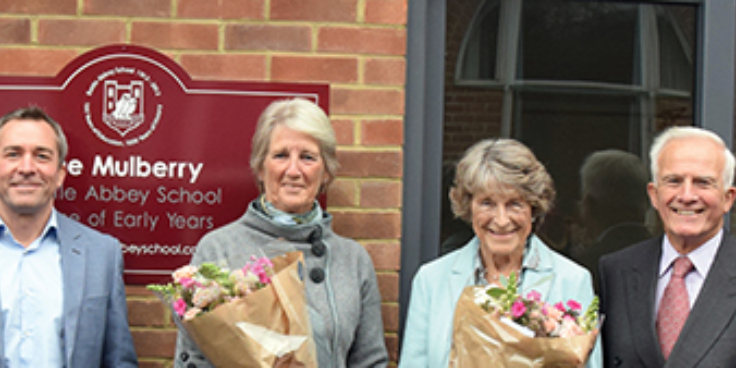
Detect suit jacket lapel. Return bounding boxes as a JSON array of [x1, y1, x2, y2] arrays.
[[668, 233, 736, 366], [624, 237, 666, 368], [58, 216, 85, 365]]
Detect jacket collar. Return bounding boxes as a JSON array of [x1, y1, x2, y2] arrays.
[[667, 232, 736, 366], [449, 235, 556, 300], [621, 232, 736, 367], [520, 235, 555, 300], [620, 236, 664, 367]]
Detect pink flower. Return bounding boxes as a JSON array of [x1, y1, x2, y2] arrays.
[[554, 302, 565, 311], [566, 299, 582, 311], [258, 273, 271, 284], [179, 277, 199, 289], [258, 257, 273, 269], [251, 263, 264, 275], [526, 290, 541, 302], [243, 257, 273, 285], [173, 298, 187, 316], [511, 300, 527, 318]]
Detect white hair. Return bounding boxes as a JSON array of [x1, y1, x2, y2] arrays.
[[649, 126, 735, 186]]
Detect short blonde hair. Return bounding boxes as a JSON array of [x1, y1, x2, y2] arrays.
[[250, 98, 338, 192], [449, 139, 555, 230]]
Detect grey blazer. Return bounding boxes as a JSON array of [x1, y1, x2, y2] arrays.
[[0, 212, 138, 368], [599, 232, 736, 368]]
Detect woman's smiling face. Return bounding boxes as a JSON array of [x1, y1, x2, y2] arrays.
[[470, 186, 533, 258]]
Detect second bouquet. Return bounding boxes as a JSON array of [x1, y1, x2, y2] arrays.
[[450, 273, 599, 367], [149, 251, 317, 367]]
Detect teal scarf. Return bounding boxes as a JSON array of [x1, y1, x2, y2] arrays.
[[259, 195, 322, 226]]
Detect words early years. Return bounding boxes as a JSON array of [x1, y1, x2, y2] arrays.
[[76, 210, 215, 231], [66, 155, 204, 184]]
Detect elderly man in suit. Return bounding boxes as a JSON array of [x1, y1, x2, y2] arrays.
[[0, 107, 138, 367], [600, 126, 736, 367]]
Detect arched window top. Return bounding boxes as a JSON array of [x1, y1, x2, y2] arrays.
[[456, 0, 695, 95]]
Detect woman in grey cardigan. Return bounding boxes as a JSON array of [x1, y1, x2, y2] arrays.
[[175, 98, 388, 368]]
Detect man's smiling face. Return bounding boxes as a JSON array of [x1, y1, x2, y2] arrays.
[[648, 136, 736, 252], [0, 119, 66, 220]]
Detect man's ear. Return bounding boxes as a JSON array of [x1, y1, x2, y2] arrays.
[[56, 163, 67, 190], [646, 182, 659, 211], [723, 186, 736, 213]]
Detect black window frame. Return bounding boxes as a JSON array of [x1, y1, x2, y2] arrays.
[[399, 0, 736, 343]]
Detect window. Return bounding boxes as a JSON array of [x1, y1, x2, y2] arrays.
[[442, 0, 697, 281], [400, 0, 734, 339]]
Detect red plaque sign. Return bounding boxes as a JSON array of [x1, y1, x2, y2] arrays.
[[0, 44, 328, 284]]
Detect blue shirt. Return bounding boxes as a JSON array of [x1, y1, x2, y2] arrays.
[[0, 212, 64, 367]]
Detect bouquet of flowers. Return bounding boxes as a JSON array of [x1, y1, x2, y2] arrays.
[[148, 251, 317, 367], [450, 273, 599, 367], [153, 255, 275, 321]]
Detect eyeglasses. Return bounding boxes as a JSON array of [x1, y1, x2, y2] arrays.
[[308, 228, 326, 284], [472, 198, 531, 217]]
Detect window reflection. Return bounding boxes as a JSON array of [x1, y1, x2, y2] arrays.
[[515, 92, 643, 251], [443, 0, 697, 282], [568, 150, 652, 291]]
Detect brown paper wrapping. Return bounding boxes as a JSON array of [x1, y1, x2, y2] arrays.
[[180, 251, 317, 368], [449, 286, 598, 368]]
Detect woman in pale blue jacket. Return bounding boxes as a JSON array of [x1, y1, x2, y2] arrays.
[[399, 139, 602, 368]]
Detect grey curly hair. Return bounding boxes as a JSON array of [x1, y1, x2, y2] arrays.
[[449, 139, 556, 231]]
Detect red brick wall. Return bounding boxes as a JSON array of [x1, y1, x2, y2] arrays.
[[0, 0, 406, 366]]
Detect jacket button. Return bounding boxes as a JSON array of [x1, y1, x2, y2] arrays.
[[309, 227, 323, 243], [310, 268, 325, 283], [180, 352, 189, 362], [613, 357, 622, 366], [187, 364, 196, 368], [311, 242, 326, 257]]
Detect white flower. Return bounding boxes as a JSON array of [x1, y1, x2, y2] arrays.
[[192, 283, 223, 309], [172, 265, 198, 283], [183, 307, 202, 321]]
